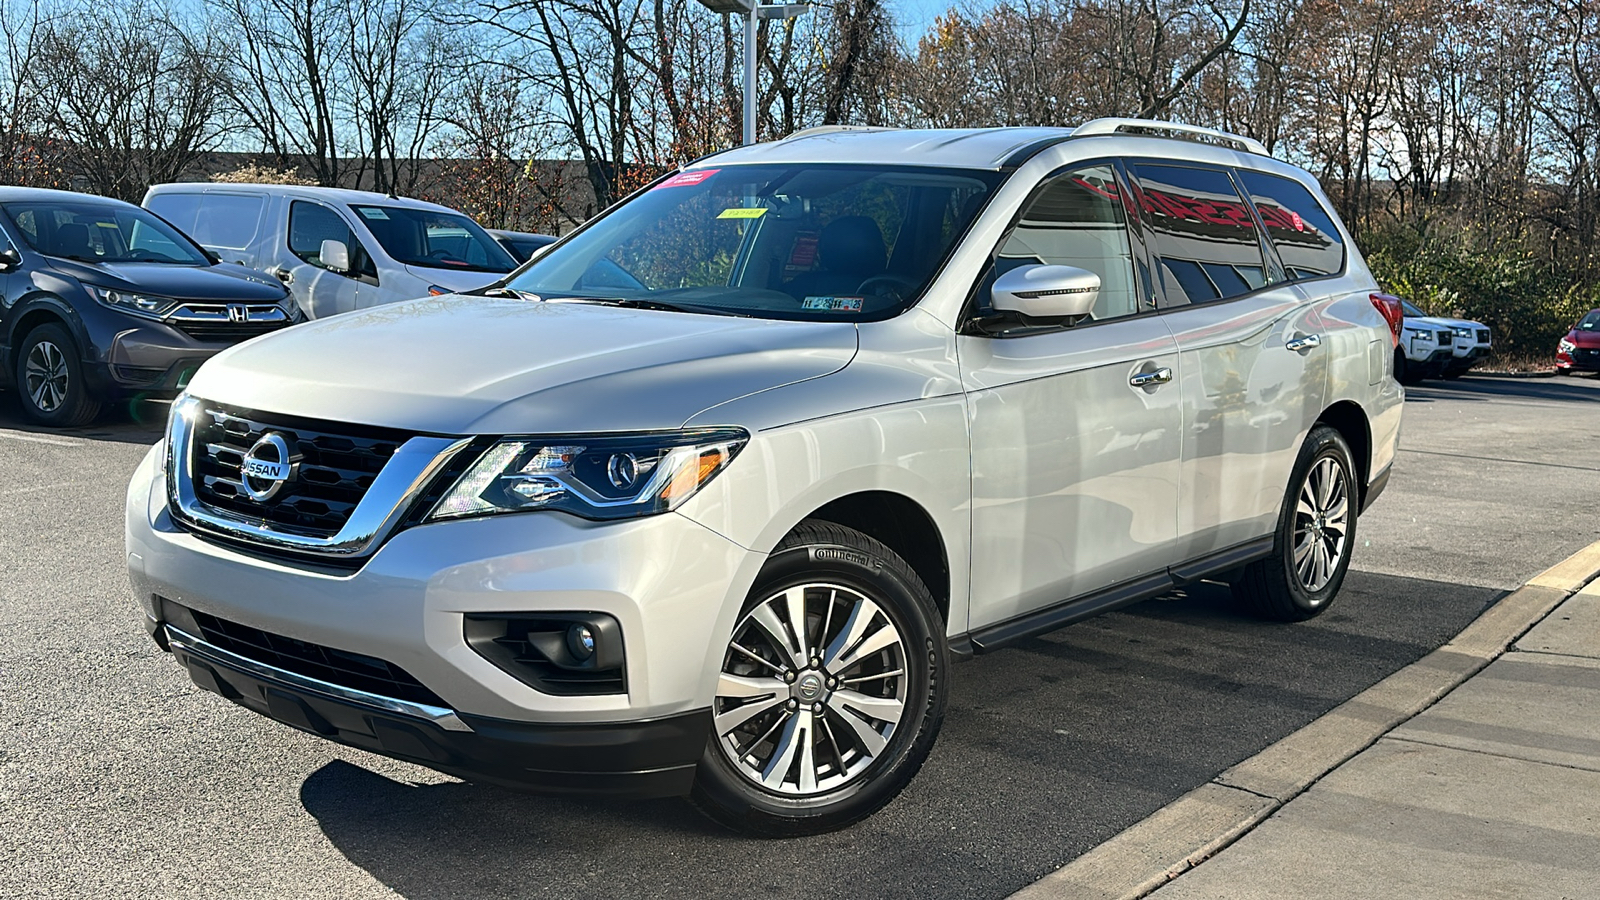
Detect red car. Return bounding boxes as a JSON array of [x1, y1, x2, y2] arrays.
[[1557, 309, 1600, 375]]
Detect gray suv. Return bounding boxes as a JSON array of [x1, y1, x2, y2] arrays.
[[127, 119, 1404, 835]]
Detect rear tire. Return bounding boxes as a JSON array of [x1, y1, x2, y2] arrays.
[[15, 323, 101, 428], [689, 521, 948, 836], [1232, 425, 1357, 622]]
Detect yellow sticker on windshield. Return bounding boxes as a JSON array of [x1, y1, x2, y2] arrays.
[[717, 207, 767, 219]]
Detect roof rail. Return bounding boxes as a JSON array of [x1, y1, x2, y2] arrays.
[[779, 124, 900, 142], [1072, 118, 1269, 156]]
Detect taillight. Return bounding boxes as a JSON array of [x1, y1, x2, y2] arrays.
[[1371, 293, 1403, 347]]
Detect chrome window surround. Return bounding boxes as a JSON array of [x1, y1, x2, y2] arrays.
[[166, 394, 473, 559], [166, 304, 291, 324], [165, 624, 472, 732]]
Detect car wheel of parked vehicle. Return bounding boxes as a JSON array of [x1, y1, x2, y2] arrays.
[[689, 521, 948, 836], [15, 323, 100, 427], [1231, 426, 1356, 622]]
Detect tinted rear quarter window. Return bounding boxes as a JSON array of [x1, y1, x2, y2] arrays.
[[1130, 163, 1268, 306], [1236, 170, 1345, 280]]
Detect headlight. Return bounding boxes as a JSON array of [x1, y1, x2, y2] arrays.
[[85, 284, 180, 319], [429, 428, 748, 522], [1454, 327, 1472, 337], [1560, 339, 1577, 353]]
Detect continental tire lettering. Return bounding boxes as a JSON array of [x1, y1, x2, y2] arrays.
[[811, 547, 876, 569]]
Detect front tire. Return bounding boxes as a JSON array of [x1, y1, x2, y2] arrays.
[[1394, 349, 1422, 386], [15, 323, 101, 427], [689, 521, 948, 836], [1232, 425, 1357, 621]]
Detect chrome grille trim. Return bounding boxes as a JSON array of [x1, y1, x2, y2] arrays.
[[167, 395, 472, 559]]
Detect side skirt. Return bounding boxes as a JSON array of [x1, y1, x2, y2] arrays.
[[949, 536, 1274, 657]]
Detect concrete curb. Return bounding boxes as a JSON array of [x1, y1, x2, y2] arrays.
[[1471, 369, 1556, 379], [1009, 539, 1600, 900]]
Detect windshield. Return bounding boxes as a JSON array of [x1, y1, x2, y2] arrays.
[[1579, 310, 1600, 331], [1401, 299, 1427, 318], [504, 164, 1003, 320], [351, 205, 517, 273], [3, 199, 209, 265]]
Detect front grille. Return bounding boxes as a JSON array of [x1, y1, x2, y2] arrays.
[[1438, 330, 1453, 344], [190, 609, 448, 708], [1477, 329, 1491, 343], [189, 403, 411, 538], [173, 320, 291, 343]]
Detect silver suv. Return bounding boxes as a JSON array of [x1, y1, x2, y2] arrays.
[[126, 119, 1404, 836]]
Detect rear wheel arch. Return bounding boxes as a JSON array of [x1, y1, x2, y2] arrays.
[[1314, 400, 1371, 504]]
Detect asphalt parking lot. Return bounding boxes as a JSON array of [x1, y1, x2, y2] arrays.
[[4, 374, 1600, 899]]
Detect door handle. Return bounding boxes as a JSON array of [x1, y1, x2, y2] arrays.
[[1129, 367, 1173, 388], [268, 266, 294, 286], [1286, 333, 1322, 353]]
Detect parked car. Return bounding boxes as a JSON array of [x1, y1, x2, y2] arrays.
[[1556, 308, 1600, 375], [0, 187, 295, 427], [488, 228, 556, 263], [143, 184, 519, 320], [1394, 303, 1460, 385], [127, 119, 1403, 836], [1399, 299, 1491, 379]]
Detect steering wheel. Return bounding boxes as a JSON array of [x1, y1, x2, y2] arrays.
[[855, 273, 918, 300]]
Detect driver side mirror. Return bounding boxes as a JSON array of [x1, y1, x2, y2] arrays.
[[0, 247, 20, 272], [991, 264, 1101, 320], [319, 239, 351, 273]]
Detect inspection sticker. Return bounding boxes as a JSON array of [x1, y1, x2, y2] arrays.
[[657, 169, 719, 189], [717, 207, 767, 220], [801, 295, 864, 312]]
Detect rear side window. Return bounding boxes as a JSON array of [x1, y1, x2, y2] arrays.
[[1236, 170, 1345, 280], [995, 164, 1141, 321], [191, 194, 265, 250], [1129, 163, 1268, 306], [146, 193, 201, 234]]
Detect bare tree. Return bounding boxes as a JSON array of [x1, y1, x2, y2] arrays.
[[30, 6, 230, 200]]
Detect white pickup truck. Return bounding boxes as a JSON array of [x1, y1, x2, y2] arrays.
[[144, 184, 519, 319]]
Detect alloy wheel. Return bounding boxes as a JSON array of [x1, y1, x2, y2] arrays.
[[714, 583, 908, 797], [23, 339, 69, 413], [1293, 456, 1349, 593]]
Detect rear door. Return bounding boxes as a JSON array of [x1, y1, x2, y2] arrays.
[[1127, 161, 1328, 561]]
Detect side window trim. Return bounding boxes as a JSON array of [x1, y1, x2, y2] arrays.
[[1232, 167, 1350, 285], [959, 157, 1156, 337], [1225, 167, 1288, 285], [1124, 158, 1279, 312]]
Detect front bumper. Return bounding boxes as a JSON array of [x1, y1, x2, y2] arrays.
[[126, 441, 762, 789], [159, 618, 707, 797], [1557, 347, 1600, 372]]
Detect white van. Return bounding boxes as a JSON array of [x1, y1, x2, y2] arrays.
[[143, 184, 518, 319]]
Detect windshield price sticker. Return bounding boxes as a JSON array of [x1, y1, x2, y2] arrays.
[[657, 169, 719, 189], [717, 207, 767, 220], [801, 295, 864, 312], [358, 207, 391, 220]]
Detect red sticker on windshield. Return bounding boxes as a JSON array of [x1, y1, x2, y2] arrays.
[[657, 169, 719, 189]]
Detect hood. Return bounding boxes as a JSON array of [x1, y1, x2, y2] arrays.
[[187, 296, 858, 434], [401, 264, 505, 293], [1567, 328, 1600, 348], [44, 258, 288, 303], [1422, 316, 1486, 331]]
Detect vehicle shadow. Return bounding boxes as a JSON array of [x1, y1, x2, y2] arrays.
[[1409, 373, 1600, 405], [0, 389, 166, 444], [301, 572, 1500, 900]]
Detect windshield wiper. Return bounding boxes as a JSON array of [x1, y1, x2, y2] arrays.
[[545, 296, 747, 317], [482, 286, 542, 301]]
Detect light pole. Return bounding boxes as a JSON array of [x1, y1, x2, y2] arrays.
[[695, 0, 812, 145]]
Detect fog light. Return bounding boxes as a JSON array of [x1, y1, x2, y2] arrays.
[[567, 624, 596, 660]]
